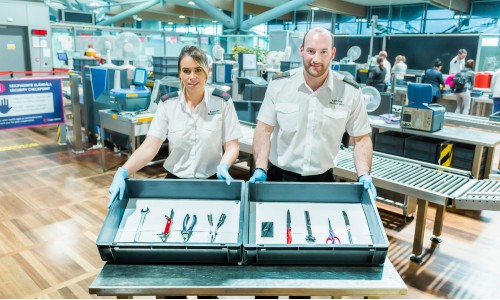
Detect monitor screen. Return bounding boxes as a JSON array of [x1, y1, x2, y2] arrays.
[[57, 52, 68, 62], [133, 68, 147, 85], [241, 53, 257, 70]]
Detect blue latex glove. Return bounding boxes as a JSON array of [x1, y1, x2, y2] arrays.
[[358, 174, 377, 201], [249, 168, 267, 183], [217, 163, 233, 185], [108, 167, 128, 208], [385, 80, 391, 87]]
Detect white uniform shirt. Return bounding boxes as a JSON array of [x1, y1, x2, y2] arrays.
[[449, 55, 465, 74], [383, 59, 392, 81], [491, 69, 500, 98], [392, 62, 408, 80], [147, 86, 242, 178], [257, 67, 371, 176]]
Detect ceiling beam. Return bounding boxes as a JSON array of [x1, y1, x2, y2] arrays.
[[312, 0, 365, 17], [430, 0, 471, 13]]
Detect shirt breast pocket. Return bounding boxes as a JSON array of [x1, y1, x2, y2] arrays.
[[168, 125, 188, 150], [202, 117, 222, 145], [322, 109, 348, 133], [276, 103, 299, 132]]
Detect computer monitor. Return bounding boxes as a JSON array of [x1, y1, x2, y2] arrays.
[[239, 53, 257, 71], [133, 68, 147, 86], [57, 52, 68, 64]]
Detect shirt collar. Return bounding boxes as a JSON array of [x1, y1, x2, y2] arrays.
[[297, 67, 334, 93], [179, 87, 209, 112]]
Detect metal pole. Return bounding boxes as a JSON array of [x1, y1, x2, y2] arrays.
[[70, 74, 84, 154], [369, 15, 377, 64]]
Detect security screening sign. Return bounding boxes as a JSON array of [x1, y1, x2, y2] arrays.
[[0, 78, 64, 130]]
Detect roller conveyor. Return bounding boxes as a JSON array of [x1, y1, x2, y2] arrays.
[[335, 148, 471, 206], [445, 112, 500, 132], [452, 180, 500, 211]]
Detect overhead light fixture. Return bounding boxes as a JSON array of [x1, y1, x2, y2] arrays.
[[311, 7, 319, 10], [168, 21, 173, 25], [212, 20, 218, 23], [188, 1, 195, 5], [179, 15, 185, 19], [136, 17, 142, 21]]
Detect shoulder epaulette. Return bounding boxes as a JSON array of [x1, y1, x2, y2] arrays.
[[160, 91, 180, 102], [272, 71, 291, 81], [342, 76, 360, 89], [212, 88, 230, 101]]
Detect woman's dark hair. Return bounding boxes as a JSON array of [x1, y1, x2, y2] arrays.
[[433, 59, 442, 68], [377, 57, 384, 70], [466, 59, 475, 70], [177, 46, 209, 89]]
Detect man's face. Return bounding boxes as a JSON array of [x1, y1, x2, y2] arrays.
[[300, 32, 336, 78], [459, 52, 467, 60]]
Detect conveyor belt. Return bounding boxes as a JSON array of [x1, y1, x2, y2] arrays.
[[445, 112, 500, 132], [334, 148, 471, 206], [452, 179, 500, 211]]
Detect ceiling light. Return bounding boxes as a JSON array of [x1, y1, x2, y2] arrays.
[[179, 15, 185, 19], [311, 7, 319, 10], [212, 20, 218, 23], [168, 22, 173, 25], [136, 17, 142, 21], [188, 1, 195, 5]]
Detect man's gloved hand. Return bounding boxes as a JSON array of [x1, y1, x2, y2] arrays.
[[108, 167, 128, 208], [358, 174, 377, 200], [217, 163, 233, 185], [249, 168, 267, 183]]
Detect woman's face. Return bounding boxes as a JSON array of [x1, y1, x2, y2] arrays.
[[179, 56, 207, 91]]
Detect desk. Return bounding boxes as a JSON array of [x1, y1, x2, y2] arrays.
[[369, 115, 500, 179], [89, 260, 407, 298], [99, 109, 154, 172]]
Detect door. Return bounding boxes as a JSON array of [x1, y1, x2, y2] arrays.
[[0, 26, 30, 74]]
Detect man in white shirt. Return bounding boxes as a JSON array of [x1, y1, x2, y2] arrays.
[[449, 49, 467, 74], [249, 27, 376, 198], [378, 51, 391, 82]]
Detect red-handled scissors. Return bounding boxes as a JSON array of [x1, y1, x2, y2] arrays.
[[326, 218, 341, 244]]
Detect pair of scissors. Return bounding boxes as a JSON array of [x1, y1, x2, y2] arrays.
[[326, 218, 341, 244], [181, 214, 197, 242]]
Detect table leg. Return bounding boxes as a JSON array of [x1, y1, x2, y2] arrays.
[[410, 199, 428, 264], [101, 128, 107, 172], [472, 145, 485, 179], [431, 204, 445, 243]]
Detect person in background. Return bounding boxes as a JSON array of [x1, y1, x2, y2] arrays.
[[422, 59, 445, 103], [108, 45, 242, 207], [85, 44, 97, 57], [449, 49, 467, 75], [491, 68, 500, 114], [366, 57, 387, 92], [378, 51, 392, 83], [392, 55, 407, 86], [453, 59, 475, 115]]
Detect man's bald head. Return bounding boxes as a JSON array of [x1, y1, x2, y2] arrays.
[[301, 27, 334, 49]]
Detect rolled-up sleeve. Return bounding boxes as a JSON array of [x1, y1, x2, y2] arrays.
[[257, 81, 278, 126], [147, 101, 169, 141], [222, 98, 243, 142], [346, 88, 371, 137]]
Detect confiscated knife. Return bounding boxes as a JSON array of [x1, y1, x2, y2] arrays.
[[157, 209, 174, 242], [286, 209, 292, 244], [342, 210, 353, 244], [304, 211, 316, 243]]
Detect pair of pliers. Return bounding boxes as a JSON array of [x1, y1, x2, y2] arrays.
[[181, 214, 197, 242], [208, 213, 227, 243], [326, 218, 341, 244], [157, 209, 174, 242]]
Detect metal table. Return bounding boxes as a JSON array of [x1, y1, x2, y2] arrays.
[[99, 109, 154, 172], [89, 259, 407, 298], [369, 115, 500, 179]]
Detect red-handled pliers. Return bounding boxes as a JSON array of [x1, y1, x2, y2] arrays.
[[158, 209, 174, 242], [326, 218, 341, 244]]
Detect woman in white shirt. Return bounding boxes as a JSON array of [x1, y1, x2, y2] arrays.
[[392, 55, 407, 86], [108, 46, 242, 207]]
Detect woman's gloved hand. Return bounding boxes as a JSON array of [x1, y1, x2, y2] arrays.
[[108, 167, 128, 208], [217, 163, 233, 185], [358, 174, 377, 201], [249, 168, 267, 183]]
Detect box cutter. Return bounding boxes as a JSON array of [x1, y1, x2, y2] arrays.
[[157, 209, 174, 242]]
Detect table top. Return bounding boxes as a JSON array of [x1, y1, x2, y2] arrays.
[[89, 259, 407, 297], [369, 115, 500, 147]]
